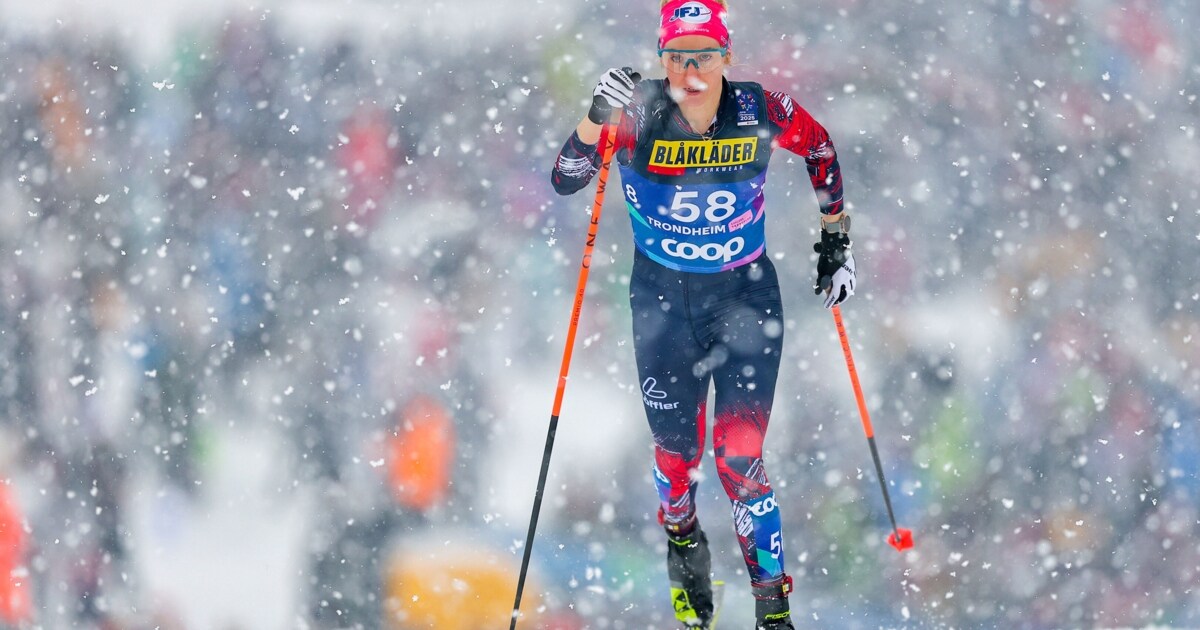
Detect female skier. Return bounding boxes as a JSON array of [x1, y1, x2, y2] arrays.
[[551, 0, 856, 627]]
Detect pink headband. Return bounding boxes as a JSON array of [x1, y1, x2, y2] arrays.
[[658, 0, 731, 50]]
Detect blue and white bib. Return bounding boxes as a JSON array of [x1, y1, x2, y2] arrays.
[[618, 79, 774, 273]]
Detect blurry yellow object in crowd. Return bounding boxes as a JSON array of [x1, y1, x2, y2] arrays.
[[383, 542, 545, 629]]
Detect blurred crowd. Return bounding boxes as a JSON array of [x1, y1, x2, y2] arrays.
[[0, 0, 1198, 628]]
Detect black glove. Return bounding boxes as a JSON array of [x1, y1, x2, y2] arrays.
[[813, 228, 856, 308], [588, 67, 642, 124]]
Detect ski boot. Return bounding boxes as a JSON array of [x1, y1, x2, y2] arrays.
[[753, 575, 795, 629], [665, 517, 714, 628]]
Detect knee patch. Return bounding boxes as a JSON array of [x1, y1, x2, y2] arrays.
[[653, 462, 697, 525], [714, 453, 771, 501]]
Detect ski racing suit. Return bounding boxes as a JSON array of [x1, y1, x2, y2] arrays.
[[551, 77, 844, 587]]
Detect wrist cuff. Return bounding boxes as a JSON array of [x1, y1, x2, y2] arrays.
[[821, 212, 851, 235], [587, 96, 612, 124]]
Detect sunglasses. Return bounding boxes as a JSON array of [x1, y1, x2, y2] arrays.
[[658, 47, 728, 73]]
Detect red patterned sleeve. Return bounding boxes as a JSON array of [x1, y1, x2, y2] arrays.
[[550, 103, 642, 196], [765, 91, 844, 216]]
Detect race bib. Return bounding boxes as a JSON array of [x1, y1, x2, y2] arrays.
[[621, 168, 767, 273]]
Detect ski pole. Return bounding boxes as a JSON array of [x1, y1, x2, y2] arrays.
[[510, 110, 623, 629], [831, 304, 914, 552]]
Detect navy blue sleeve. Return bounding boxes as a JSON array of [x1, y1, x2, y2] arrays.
[[550, 131, 603, 196], [550, 97, 641, 196]]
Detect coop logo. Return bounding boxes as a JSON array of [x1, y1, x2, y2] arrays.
[[642, 377, 679, 410], [669, 1, 712, 24], [661, 236, 744, 263], [747, 492, 778, 517]]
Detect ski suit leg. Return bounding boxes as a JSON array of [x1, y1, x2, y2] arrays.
[[630, 255, 711, 528], [690, 256, 787, 585]]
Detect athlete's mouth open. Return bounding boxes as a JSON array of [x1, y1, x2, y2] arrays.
[[669, 77, 710, 101]]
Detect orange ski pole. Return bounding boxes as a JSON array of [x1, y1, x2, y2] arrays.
[[832, 304, 914, 552], [510, 112, 622, 628]]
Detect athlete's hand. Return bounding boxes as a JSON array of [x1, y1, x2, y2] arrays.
[[814, 230, 856, 309], [588, 67, 642, 124]]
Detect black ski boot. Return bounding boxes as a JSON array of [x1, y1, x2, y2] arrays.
[[665, 517, 714, 628], [753, 575, 795, 629]]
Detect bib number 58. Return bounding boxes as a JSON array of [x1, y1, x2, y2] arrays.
[[669, 190, 737, 223]]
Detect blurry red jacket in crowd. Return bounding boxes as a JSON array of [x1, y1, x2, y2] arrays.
[[336, 104, 398, 228], [388, 394, 455, 512], [0, 483, 32, 623]]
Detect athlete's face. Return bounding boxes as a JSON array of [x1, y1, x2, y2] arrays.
[[659, 35, 729, 105]]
